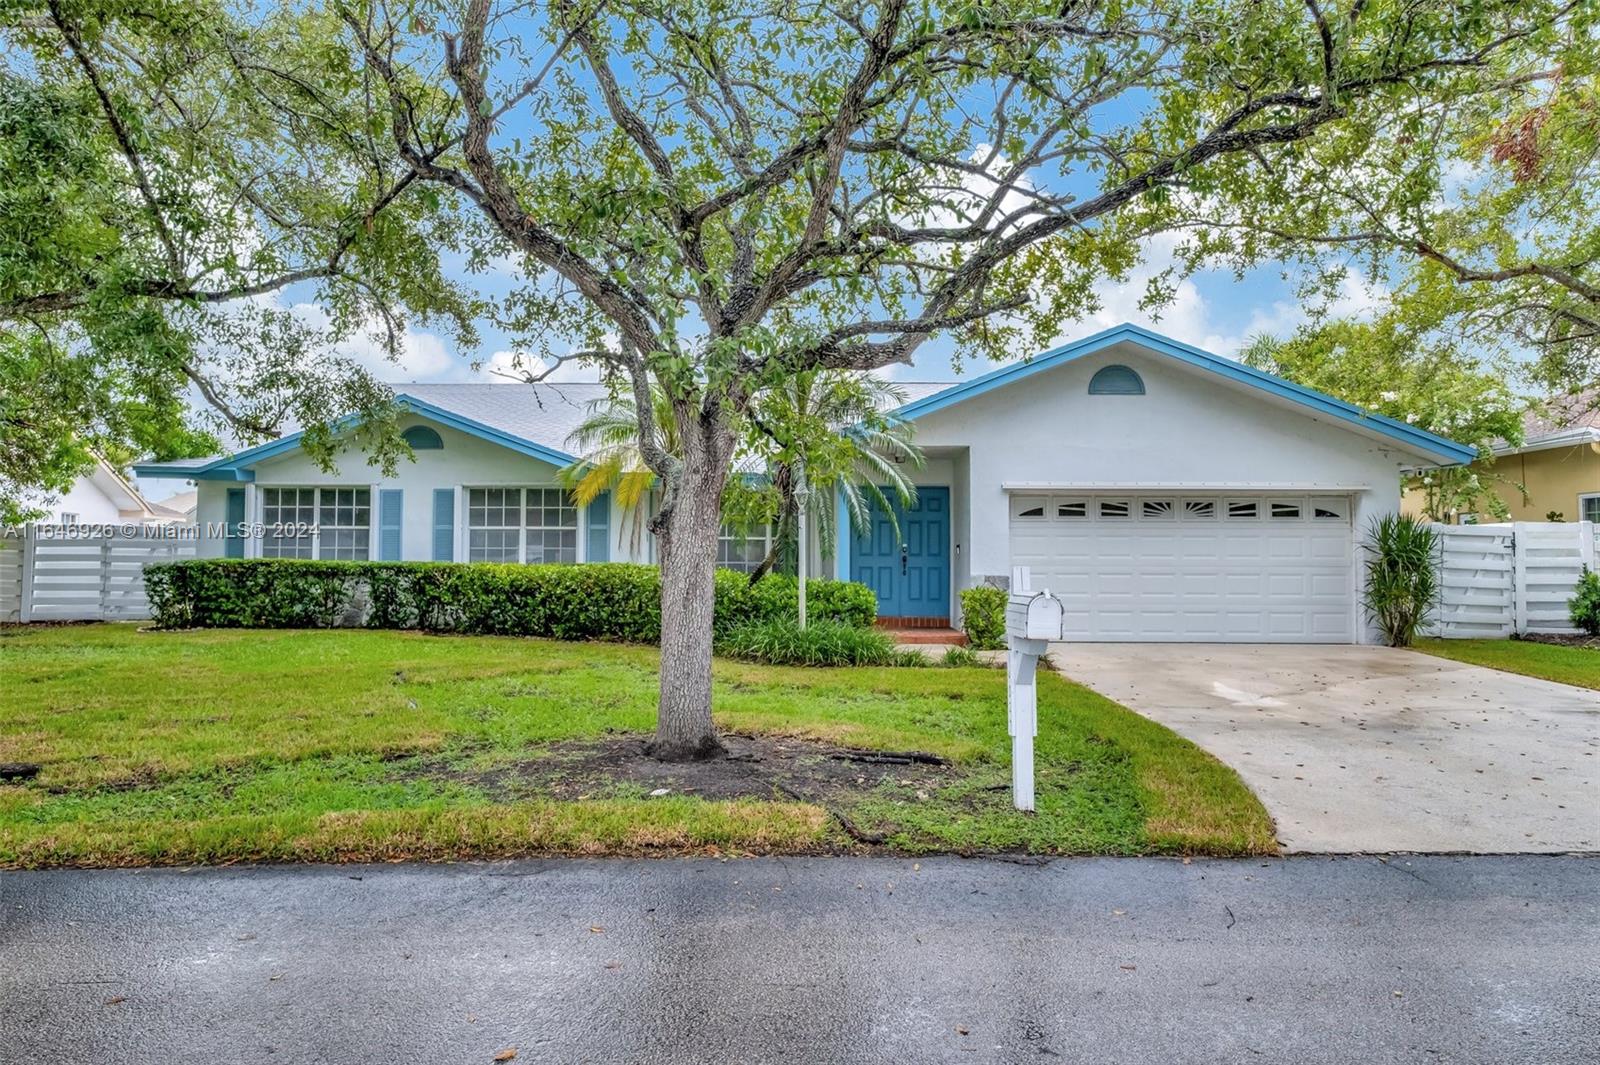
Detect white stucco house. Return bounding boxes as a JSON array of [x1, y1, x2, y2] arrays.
[[135, 323, 1473, 644], [34, 454, 181, 526]]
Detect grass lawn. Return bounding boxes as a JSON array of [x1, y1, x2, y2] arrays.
[[0, 624, 1274, 867], [1413, 638, 1600, 690]]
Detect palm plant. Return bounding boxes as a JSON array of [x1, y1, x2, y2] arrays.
[[1362, 513, 1441, 646], [561, 371, 922, 580], [741, 370, 923, 581]]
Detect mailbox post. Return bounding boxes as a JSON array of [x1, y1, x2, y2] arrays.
[[1004, 567, 1064, 812]]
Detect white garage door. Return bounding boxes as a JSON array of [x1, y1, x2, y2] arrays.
[[1009, 494, 1355, 642]]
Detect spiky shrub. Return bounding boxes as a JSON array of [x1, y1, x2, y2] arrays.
[[715, 619, 924, 667], [1569, 567, 1600, 637], [1362, 514, 1440, 646], [959, 586, 1008, 650]]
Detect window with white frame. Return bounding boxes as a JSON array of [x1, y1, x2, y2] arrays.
[[1582, 493, 1600, 525], [717, 523, 771, 573], [524, 487, 577, 563], [317, 487, 371, 560], [466, 487, 578, 564], [261, 487, 317, 558]]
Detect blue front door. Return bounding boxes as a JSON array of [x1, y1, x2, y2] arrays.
[[851, 487, 950, 619]]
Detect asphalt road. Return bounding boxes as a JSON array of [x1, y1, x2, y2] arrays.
[[3, 855, 1596, 1064]]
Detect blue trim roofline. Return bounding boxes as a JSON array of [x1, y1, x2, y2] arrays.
[[892, 323, 1477, 465], [131, 393, 578, 480]]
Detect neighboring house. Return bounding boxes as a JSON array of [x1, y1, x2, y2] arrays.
[[134, 323, 1473, 644], [150, 490, 198, 523], [35, 454, 176, 526], [1404, 392, 1600, 524]]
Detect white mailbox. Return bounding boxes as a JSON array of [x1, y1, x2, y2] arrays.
[[1006, 591, 1065, 644], [1002, 569, 1062, 813]]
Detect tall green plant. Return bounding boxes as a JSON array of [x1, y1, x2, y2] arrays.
[[1362, 514, 1441, 647]]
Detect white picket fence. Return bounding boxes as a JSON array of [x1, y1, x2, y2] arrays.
[[1429, 521, 1597, 639], [0, 526, 196, 623]]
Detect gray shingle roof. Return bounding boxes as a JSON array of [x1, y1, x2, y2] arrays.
[[396, 380, 954, 454]]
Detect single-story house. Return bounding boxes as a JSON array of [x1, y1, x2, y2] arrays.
[[135, 323, 1474, 644], [1403, 390, 1599, 525]]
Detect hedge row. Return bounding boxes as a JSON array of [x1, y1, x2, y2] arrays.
[[142, 559, 877, 639]]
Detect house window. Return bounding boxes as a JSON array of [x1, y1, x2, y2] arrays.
[[524, 487, 577, 563], [401, 425, 444, 450], [59, 512, 79, 525], [1087, 365, 1145, 395], [1098, 500, 1131, 519], [717, 524, 771, 573], [318, 488, 371, 560], [262, 488, 316, 558], [467, 487, 577, 564], [1581, 494, 1600, 525]]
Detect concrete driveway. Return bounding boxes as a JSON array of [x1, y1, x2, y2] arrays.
[[1050, 644, 1600, 853]]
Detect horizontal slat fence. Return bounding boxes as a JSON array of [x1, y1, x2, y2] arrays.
[[1428, 521, 1595, 639], [0, 527, 196, 622]]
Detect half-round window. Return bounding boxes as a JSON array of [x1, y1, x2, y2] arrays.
[[1087, 364, 1145, 395], [401, 425, 444, 450]]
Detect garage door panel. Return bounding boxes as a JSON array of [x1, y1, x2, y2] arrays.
[[1009, 494, 1354, 643]]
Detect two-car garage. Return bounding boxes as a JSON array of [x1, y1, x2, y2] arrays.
[[1008, 492, 1356, 642]]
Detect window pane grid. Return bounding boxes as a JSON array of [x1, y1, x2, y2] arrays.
[[717, 524, 769, 573]]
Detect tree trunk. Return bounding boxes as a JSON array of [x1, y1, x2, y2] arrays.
[[649, 418, 735, 761]]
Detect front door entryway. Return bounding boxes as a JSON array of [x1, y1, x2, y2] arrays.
[[851, 487, 950, 621]]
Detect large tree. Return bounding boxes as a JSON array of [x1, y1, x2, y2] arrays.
[[336, 0, 1572, 759]]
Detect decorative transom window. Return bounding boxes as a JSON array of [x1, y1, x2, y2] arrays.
[[1087, 364, 1146, 395], [1226, 500, 1260, 520], [1141, 499, 1176, 520], [1270, 501, 1302, 520], [1098, 499, 1132, 519], [261, 487, 368, 560], [401, 425, 444, 450], [1012, 496, 1047, 519], [1310, 497, 1350, 521], [1183, 499, 1216, 519], [467, 487, 577, 564], [1057, 500, 1088, 519], [717, 523, 771, 573]]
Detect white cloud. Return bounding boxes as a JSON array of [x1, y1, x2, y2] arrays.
[[287, 301, 458, 381]]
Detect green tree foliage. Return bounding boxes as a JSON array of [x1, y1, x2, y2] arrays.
[[1213, 2, 1600, 409], [1240, 319, 1526, 520], [1, 0, 481, 514]]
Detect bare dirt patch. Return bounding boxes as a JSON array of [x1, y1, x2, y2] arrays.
[[419, 733, 964, 810], [1513, 632, 1600, 651]]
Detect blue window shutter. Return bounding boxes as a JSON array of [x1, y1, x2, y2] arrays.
[[378, 489, 403, 560], [224, 488, 245, 558], [431, 489, 455, 562], [586, 491, 610, 562]]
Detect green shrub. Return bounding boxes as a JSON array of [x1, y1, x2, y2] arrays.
[[1570, 567, 1600, 636], [959, 585, 1008, 650], [143, 559, 876, 640], [1362, 513, 1439, 647], [715, 618, 924, 667]]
